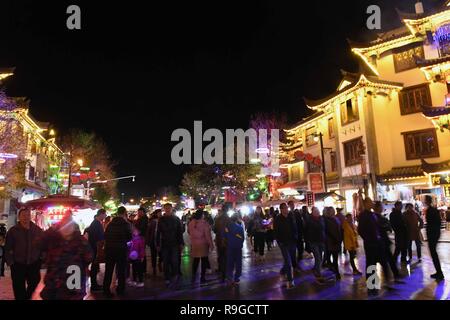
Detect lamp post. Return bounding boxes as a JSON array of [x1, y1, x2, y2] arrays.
[[86, 175, 136, 200], [314, 132, 328, 193]]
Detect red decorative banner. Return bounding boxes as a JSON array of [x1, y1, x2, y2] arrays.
[[308, 173, 324, 193]]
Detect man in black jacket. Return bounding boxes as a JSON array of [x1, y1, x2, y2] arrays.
[[5, 208, 43, 300], [274, 203, 297, 289], [425, 195, 444, 281], [103, 206, 132, 297], [389, 201, 408, 264], [86, 208, 106, 291], [156, 203, 185, 287], [288, 201, 303, 267]]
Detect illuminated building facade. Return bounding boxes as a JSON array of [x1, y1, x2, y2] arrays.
[[0, 69, 65, 222], [281, 1, 450, 211]]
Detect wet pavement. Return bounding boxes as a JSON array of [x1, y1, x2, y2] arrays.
[[2, 232, 450, 300]]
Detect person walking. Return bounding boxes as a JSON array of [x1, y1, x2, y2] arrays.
[[224, 212, 245, 286], [147, 209, 162, 275], [389, 201, 408, 264], [288, 201, 304, 266], [324, 207, 343, 280], [273, 203, 297, 289], [134, 207, 149, 275], [335, 208, 346, 255], [404, 203, 423, 263], [188, 209, 214, 284], [156, 203, 185, 287], [425, 195, 444, 281], [357, 194, 387, 295], [373, 201, 401, 281], [252, 206, 267, 262], [4, 208, 44, 300], [301, 206, 312, 258], [306, 207, 326, 284], [40, 211, 93, 300], [128, 226, 146, 287], [342, 213, 362, 275], [265, 214, 274, 251], [103, 206, 132, 298], [85, 208, 106, 291], [213, 204, 231, 282]]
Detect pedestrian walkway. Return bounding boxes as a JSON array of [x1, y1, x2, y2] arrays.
[[1, 235, 450, 300]]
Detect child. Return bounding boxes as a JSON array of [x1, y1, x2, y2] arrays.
[[224, 213, 245, 286], [128, 227, 146, 287], [342, 214, 362, 275]]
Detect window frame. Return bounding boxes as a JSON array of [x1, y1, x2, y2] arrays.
[[340, 98, 359, 127], [398, 83, 431, 116], [402, 128, 440, 160], [343, 137, 363, 167]]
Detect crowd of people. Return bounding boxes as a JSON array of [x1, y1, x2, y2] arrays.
[[0, 192, 445, 299]]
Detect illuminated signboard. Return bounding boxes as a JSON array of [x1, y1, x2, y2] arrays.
[[430, 173, 450, 185], [444, 185, 450, 198]]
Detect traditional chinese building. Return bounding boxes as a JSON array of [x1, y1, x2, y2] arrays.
[[280, 1, 450, 211], [0, 69, 65, 223]]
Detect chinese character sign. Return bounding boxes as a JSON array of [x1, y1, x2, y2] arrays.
[[430, 174, 450, 185]]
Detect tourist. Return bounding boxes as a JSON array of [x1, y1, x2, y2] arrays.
[[85, 208, 107, 291], [288, 201, 304, 266], [128, 226, 146, 287], [188, 209, 214, 284], [156, 203, 185, 287], [103, 206, 132, 297], [404, 203, 423, 263], [224, 212, 245, 286], [342, 213, 362, 275], [134, 207, 149, 274], [425, 195, 444, 281], [335, 208, 346, 255], [252, 206, 267, 262], [4, 208, 44, 300], [301, 206, 312, 257], [213, 204, 231, 282], [389, 201, 408, 264], [306, 207, 326, 284], [373, 201, 401, 280], [324, 207, 343, 280], [357, 193, 386, 295], [147, 209, 163, 275], [265, 213, 274, 251], [40, 211, 92, 300], [273, 203, 297, 289]]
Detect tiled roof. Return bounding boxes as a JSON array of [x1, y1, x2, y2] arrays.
[[421, 159, 450, 174], [378, 165, 425, 180]]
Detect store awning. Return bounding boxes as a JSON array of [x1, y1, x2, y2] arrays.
[[378, 165, 426, 182], [314, 192, 345, 202], [23, 194, 100, 210]]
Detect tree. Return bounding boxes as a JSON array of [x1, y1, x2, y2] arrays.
[[0, 91, 28, 199], [59, 129, 117, 200]]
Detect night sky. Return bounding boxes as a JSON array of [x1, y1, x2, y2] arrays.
[[0, 0, 444, 200]]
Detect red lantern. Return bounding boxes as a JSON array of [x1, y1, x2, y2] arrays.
[[71, 176, 80, 184], [88, 171, 96, 179], [305, 153, 314, 162], [294, 151, 305, 160], [313, 156, 322, 167], [80, 173, 88, 181]]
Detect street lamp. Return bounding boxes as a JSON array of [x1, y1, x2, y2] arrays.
[[86, 175, 136, 200], [77, 159, 83, 167]]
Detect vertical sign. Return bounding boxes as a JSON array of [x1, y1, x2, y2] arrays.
[[308, 173, 324, 193]]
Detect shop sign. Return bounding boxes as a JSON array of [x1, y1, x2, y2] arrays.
[[306, 191, 315, 207], [430, 173, 450, 185], [308, 173, 324, 193], [444, 185, 450, 198]]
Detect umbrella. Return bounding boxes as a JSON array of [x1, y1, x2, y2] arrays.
[[23, 194, 100, 210]]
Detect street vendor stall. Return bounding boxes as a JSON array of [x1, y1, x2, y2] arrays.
[[23, 194, 100, 232]]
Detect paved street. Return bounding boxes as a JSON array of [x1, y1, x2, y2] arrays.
[[2, 230, 450, 300]]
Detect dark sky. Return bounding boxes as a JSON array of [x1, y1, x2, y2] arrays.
[[0, 0, 444, 200]]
